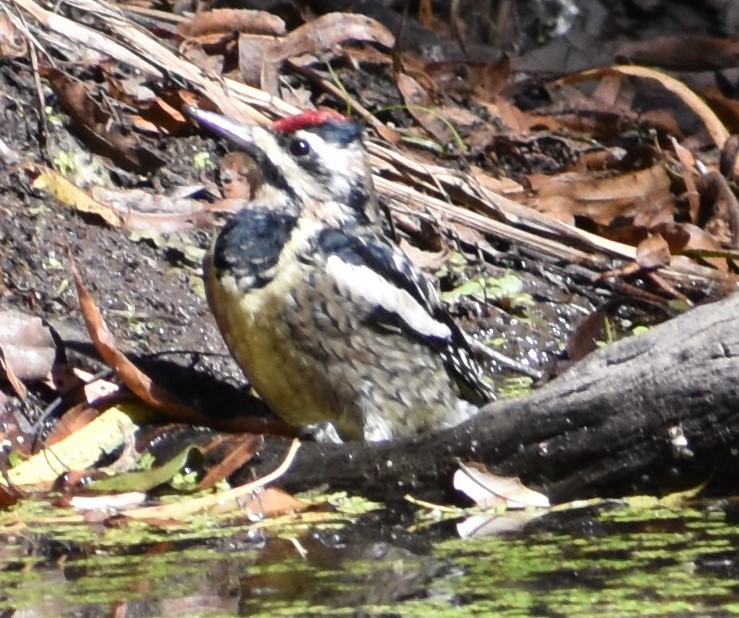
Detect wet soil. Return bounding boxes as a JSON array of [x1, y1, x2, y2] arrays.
[[0, 61, 246, 396]]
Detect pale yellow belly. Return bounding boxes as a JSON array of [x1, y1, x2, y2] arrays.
[[207, 266, 338, 428]]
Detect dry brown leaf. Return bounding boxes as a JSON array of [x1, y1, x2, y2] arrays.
[[697, 172, 739, 249], [529, 165, 673, 228], [397, 240, 447, 271], [129, 98, 186, 136], [395, 72, 454, 145], [0, 347, 28, 401], [591, 72, 623, 108], [238, 12, 394, 90], [0, 12, 27, 58], [701, 85, 739, 144], [71, 261, 295, 436], [43, 68, 165, 173], [43, 403, 100, 448], [122, 439, 302, 522], [0, 310, 57, 382], [89, 186, 214, 232], [177, 9, 285, 38], [237, 487, 305, 518], [719, 134, 739, 182], [558, 66, 730, 149], [72, 262, 201, 423], [469, 56, 512, 102], [655, 222, 729, 272], [636, 233, 671, 270], [197, 435, 262, 490], [0, 483, 19, 508]]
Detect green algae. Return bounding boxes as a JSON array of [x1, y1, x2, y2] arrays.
[[2, 500, 739, 616]]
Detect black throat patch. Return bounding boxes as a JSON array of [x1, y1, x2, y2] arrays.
[[212, 208, 298, 289]]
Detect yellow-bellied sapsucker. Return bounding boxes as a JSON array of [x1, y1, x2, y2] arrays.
[[186, 105, 494, 442]]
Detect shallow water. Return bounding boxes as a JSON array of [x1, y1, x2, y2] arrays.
[[2, 500, 738, 617]]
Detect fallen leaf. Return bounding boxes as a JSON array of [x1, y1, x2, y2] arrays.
[[29, 165, 124, 227], [2, 403, 142, 490], [558, 65, 730, 149], [529, 165, 673, 228], [0, 12, 27, 58], [177, 8, 285, 38], [395, 72, 454, 146], [43, 68, 165, 174], [42, 403, 99, 448], [72, 262, 200, 422], [636, 233, 671, 270], [68, 491, 147, 512], [670, 137, 700, 223], [454, 462, 549, 510], [122, 439, 301, 522], [615, 35, 739, 71], [71, 260, 293, 437], [197, 434, 261, 490], [89, 446, 200, 492], [0, 310, 57, 382], [239, 12, 394, 90]]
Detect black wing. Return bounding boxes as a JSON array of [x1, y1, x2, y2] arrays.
[[314, 227, 494, 404]]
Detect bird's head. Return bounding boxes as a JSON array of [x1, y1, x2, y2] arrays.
[[185, 105, 379, 226]]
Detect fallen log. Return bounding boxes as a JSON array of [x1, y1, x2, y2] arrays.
[[251, 292, 739, 503]]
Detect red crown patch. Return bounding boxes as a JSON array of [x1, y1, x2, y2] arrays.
[[272, 109, 348, 133]]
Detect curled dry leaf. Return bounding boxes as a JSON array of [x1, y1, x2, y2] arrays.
[[121, 439, 302, 522], [29, 148, 215, 232], [89, 186, 214, 232], [72, 261, 201, 423], [636, 233, 671, 270], [528, 165, 673, 228], [0, 310, 57, 382], [719, 135, 739, 181], [43, 68, 165, 174], [68, 491, 147, 512], [2, 404, 140, 490], [29, 164, 124, 227], [558, 65, 730, 149], [395, 72, 454, 146], [0, 348, 27, 401], [177, 8, 286, 38], [71, 261, 292, 436], [197, 434, 262, 490], [0, 12, 27, 58], [657, 222, 730, 272], [454, 461, 549, 510], [697, 172, 739, 250], [239, 12, 394, 90]]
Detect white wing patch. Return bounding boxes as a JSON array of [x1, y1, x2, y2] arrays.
[[325, 255, 452, 340]]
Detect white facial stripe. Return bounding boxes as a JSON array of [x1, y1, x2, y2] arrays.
[[325, 255, 451, 340], [300, 131, 354, 196]]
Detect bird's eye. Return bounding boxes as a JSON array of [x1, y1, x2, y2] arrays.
[[290, 139, 311, 157]]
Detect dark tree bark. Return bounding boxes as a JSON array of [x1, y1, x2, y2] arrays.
[[251, 292, 739, 503]]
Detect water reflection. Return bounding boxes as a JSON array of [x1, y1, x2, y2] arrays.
[[2, 503, 738, 616]]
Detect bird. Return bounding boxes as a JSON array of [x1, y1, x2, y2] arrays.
[[185, 104, 495, 442]]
